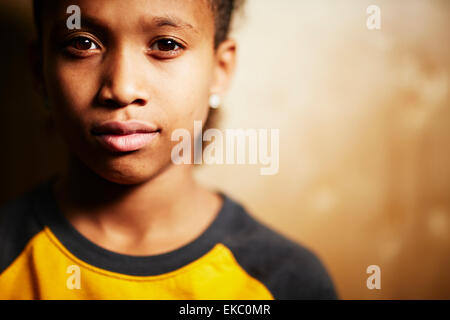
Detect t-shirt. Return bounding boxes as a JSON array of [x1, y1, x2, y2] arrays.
[[0, 177, 338, 300]]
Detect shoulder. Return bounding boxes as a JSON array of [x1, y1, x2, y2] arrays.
[[221, 195, 338, 300], [0, 181, 46, 274]]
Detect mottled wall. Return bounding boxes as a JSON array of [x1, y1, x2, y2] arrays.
[[1, 0, 449, 299]]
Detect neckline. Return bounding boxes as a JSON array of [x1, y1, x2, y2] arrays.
[[32, 176, 239, 276]]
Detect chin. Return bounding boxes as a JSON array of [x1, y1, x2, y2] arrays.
[[90, 155, 170, 186]]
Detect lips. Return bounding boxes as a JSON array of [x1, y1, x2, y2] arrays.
[[91, 120, 160, 153]]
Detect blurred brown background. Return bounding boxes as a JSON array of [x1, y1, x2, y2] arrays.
[[0, 0, 449, 299]]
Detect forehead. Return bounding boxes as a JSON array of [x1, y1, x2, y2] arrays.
[[41, 0, 214, 37]]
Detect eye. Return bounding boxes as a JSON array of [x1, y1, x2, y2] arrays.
[[63, 35, 101, 57], [149, 38, 184, 58], [151, 39, 181, 51], [69, 37, 99, 51]]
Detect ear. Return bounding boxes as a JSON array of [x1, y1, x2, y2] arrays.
[[210, 39, 237, 95], [29, 40, 46, 97]]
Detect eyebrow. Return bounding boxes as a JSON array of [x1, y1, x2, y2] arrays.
[[50, 16, 110, 39], [50, 14, 199, 38], [141, 15, 199, 34]]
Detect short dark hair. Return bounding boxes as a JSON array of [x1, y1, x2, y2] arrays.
[[33, 0, 245, 48], [208, 0, 245, 47]]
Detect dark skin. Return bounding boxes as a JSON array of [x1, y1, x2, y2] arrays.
[[33, 0, 236, 255]]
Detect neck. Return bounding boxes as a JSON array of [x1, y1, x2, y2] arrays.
[[52, 154, 221, 254]]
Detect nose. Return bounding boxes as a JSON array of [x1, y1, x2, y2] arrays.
[[97, 48, 150, 108]]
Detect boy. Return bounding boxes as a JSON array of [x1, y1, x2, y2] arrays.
[[0, 0, 337, 299]]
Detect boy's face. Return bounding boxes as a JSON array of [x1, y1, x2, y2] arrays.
[[38, 0, 234, 184]]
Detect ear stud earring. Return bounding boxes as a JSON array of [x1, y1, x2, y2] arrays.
[[209, 94, 221, 109]]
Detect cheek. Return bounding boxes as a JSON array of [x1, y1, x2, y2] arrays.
[[45, 58, 101, 132], [47, 59, 99, 112], [162, 52, 215, 133]]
